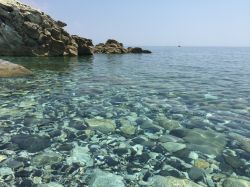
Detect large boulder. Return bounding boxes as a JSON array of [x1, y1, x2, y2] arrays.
[[0, 59, 32, 77], [0, 0, 91, 56], [94, 39, 128, 54], [72, 35, 93, 55], [94, 39, 152, 54], [128, 47, 152, 54]]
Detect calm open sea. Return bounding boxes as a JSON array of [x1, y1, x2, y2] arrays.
[[0, 47, 250, 186]]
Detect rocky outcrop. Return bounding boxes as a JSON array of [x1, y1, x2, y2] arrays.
[[94, 39, 128, 54], [0, 59, 32, 77], [94, 39, 152, 54], [72, 35, 93, 55], [0, 0, 151, 57], [0, 0, 91, 56], [127, 47, 152, 54]]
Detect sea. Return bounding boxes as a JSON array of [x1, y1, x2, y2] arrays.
[[0, 47, 250, 186]]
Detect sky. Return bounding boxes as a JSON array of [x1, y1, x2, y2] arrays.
[[19, 0, 250, 47]]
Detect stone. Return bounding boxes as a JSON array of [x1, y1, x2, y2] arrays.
[[128, 47, 152, 54], [188, 167, 205, 181], [89, 169, 125, 187], [189, 151, 199, 160], [72, 35, 93, 55], [194, 159, 210, 169], [229, 133, 250, 153], [161, 142, 186, 153], [149, 175, 203, 187], [94, 39, 127, 54], [11, 134, 51, 153], [223, 154, 245, 169], [156, 117, 181, 130], [85, 118, 116, 134], [119, 118, 136, 136], [172, 128, 227, 156], [0, 155, 7, 162], [66, 145, 93, 167], [37, 182, 64, 187], [223, 177, 250, 187], [0, 167, 13, 176], [94, 39, 151, 54], [32, 152, 63, 166], [0, 59, 32, 78], [6, 160, 24, 169]]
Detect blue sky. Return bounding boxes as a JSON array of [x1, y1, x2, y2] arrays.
[[20, 0, 250, 46]]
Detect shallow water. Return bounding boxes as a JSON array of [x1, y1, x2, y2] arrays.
[[1, 47, 250, 186]]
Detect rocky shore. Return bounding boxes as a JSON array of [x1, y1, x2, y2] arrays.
[[0, 0, 151, 57]]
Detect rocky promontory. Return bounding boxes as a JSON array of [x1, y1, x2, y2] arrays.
[[0, 0, 151, 57], [0, 0, 92, 56]]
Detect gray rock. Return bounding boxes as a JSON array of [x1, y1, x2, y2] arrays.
[[223, 154, 245, 169], [188, 167, 205, 181], [0, 167, 13, 176], [119, 118, 136, 136], [6, 160, 24, 169], [149, 175, 203, 187], [85, 118, 116, 134], [172, 128, 227, 156], [11, 134, 51, 153], [32, 152, 63, 166], [156, 116, 181, 130], [161, 142, 186, 153], [89, 169, 125, 187], [66, 145, 93, 167], [223, 177, 250, 187], [37, 182, 63, 187]]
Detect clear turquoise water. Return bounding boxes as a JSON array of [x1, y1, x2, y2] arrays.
[[1, 47, 250, 186]]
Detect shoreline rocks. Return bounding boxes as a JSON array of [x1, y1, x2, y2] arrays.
[[0, 0, 152, 57], [0, 0, 83, 56], [94, 39, 152, 54], [0, 59, 32, 77]]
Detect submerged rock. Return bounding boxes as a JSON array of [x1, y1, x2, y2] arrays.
[[85, 118, 116, 134], [194, 159, 210, 169], [0, 59, 32, 77], [32, 152, 63, 166], [149, 175, 203, 187], [171, 128, 227, 156], [161, 142, 186, 153], [37, 182, 64, 187], [223, 177, 250, 187], [156, 116, 181, 130], [0, 167, 13, 176], [0, 155, 7, 162], [89, 169, 125, 187], [119, 118, 136, 136], [66, 145, 93, 167], [11, 134, 51, 153]]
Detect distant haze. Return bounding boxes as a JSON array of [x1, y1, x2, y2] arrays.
[[19, 0, 250, 47]]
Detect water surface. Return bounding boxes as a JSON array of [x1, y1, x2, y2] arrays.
[[1, 47, 250, 186]]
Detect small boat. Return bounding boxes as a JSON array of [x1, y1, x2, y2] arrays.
[[178, 45, 181, 48]]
